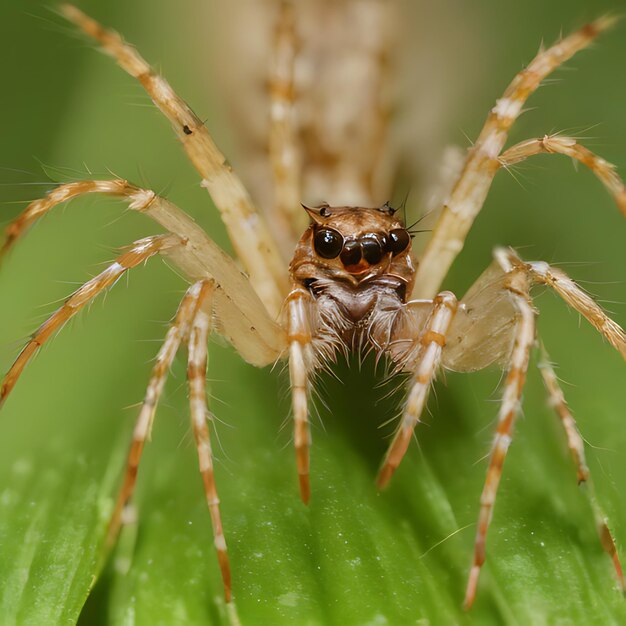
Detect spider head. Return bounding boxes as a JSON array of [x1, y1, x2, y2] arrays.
[[290, 203, 416, 289]]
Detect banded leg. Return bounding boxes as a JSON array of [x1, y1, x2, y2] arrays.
[[444, 247, 626, 370], [61, 4, 288, 315], [504, 248, 626, 359], [0, 234, 180, 408], [377, 292, 458, 489], [500, 135, 626, 215], [441, 247, 625, 607], [538, 347, 625, 591], [0, 179, 287, 367], [286, 286, 316, 504], [1, 179, 177, 260], [413, 17, 616, 299], [105, 282, 204, 547], [186, 281, 232, 601], [464, 263, 535, 609], [268, 1, 306, 243]]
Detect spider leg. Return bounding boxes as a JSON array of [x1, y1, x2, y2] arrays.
[[60, 4, 288, 316], [186, 280, 233, 602], [442, 248, 625, 607], [377, 292, 458, 489], [1, 179, 176, 259], [0, 234, 180, 408], [268, 1, 306, 246], [413, 146, 466, 255], [500, 135, 626, 215], [413, 16, 617, 299], [105, 281, 204, 550], [1, 179, 287, 366], [538, 344, 625, 591], [286, 286, 316, 503], [462, 262, 535, 610], [501, 247, 626, 358]]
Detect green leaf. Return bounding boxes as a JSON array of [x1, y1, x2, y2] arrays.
[[1, 1, 626, 624]]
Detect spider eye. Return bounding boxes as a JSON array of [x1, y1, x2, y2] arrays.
[[387, 229, 410, 256], [361, 237, 383, 264], [340, 240, 361, 266], [313, 228, 343, 259]]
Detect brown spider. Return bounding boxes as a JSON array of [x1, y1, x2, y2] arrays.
[[1, 2, 625, 611]]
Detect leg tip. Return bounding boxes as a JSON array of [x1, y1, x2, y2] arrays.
[[612, 554, 626, 593], [59, 3, 81, 21], [299, 474, 310, 505], [0, 383, 11, 409], [463, 565, 480, 610], [376, 464, 395, 491]]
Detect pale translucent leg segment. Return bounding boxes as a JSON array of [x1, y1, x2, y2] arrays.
[[464, 263, 535, 610], [500, 135, 626, 216], [503, 248, 626, 359], [0, 179, 287, 366], [413, 145, 466, 256], [377, 292, 458, 489], [286, 286, 316, 504], [186, 280, 233, 602], [537, 345, 625, 591], [444, 248, 626, 373], [0, 234, 180, 408], [413, 17, 616, 299], [268, 1, 306, 243], [105, 281, 204, 549], [60, 4, 288, 315], [443, 263, 520, 373]]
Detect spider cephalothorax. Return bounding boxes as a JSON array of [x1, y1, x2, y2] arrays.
[[2, 3, 625, 616], [290, 204, 416, 329]]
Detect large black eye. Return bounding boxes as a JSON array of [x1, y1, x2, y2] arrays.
[[340, 240, 361, 266], [313, 228, 343, 259], [360, 237, 383, 264], [387, 229, 410, 256]]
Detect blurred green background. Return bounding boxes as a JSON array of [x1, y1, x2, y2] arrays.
[[0, 1, 625, 624]]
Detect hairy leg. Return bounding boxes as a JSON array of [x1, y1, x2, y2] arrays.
[[377, 292, 458, 489], [445, 248, 626, 374], [186, 281, 232, 601], [1, 179, 182, 259], [538, 345, 625, 591], [413, 17, 616, 299], [463, 259, 535, 609], [442, 248, 625, 607], [502, 248, 626, 358], [286, 285, 315, 503], [61, 4, 288, 315], [106, 281, 205, 548], [1, 180, 122, 258], [0, 234, 180, 407], [500, 135, 626, 215], [1, 179, 287, 366]]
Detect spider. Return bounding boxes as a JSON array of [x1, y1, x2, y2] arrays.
[[1, 1, 625, 614]]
